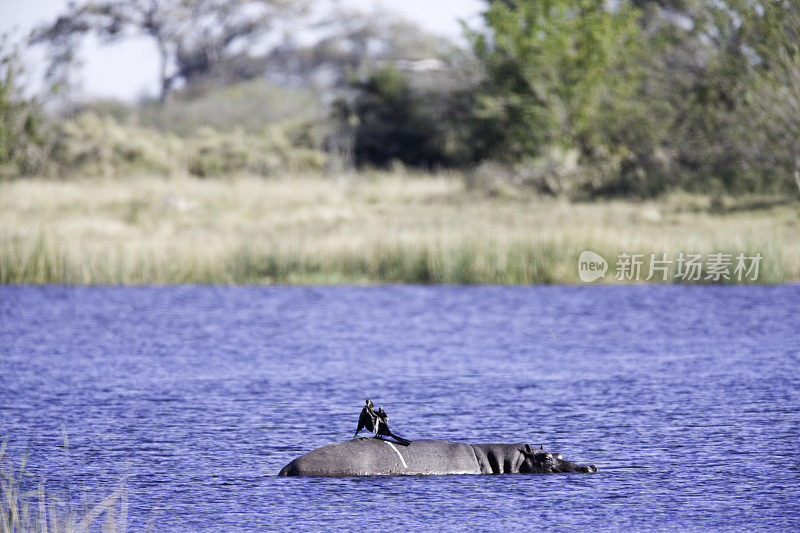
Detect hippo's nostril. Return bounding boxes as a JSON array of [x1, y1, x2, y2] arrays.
[[588, 465, 598, 473]]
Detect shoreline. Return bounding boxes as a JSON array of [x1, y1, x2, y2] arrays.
[[2, 173, 797, 285]]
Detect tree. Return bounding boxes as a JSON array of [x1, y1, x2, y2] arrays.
[[0, 34, 46, 178], [729, 0, 800, 192], [31, 0, 307, 101], [636, 0, 800, 193], [265, 8, 451, 89], [469, 0, 800, 196], [343, 66, 447, 168], [467, 0, 643, 161]]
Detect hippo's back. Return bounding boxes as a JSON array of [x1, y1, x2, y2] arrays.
[[279, 438, 481, 476]]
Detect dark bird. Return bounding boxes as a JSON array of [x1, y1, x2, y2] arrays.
[[374, 407, 411, 446], [354, 399, 378, 437]]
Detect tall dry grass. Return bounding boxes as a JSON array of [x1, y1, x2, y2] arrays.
[[1, 171, 797, 284], [0, 432, 129, 533]]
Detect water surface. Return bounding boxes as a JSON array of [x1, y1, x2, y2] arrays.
[[1, 285, 799, 531]]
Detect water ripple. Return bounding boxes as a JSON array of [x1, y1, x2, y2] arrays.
[[1, 285, 799, 531]]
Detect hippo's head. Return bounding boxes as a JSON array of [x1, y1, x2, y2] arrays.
[[518, 444, 598, 473]]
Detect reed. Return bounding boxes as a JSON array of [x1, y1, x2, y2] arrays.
[[0, 434, 128, 533], [1, 172, 797, 284]]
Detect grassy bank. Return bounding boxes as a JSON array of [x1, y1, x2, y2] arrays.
[[1, 172, 798, 284]]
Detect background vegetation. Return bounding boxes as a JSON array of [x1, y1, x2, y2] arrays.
[[1, 0, 798, 284], [2, 0, 799, 195], [2, 173, 796, 284]]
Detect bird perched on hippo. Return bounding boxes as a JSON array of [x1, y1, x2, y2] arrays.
[[279, 400, 597, 476], [354, 399, 411, 445]]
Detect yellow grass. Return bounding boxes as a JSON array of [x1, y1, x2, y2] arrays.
[[1, 171, 798, 284]]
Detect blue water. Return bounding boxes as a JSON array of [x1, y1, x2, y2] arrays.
[[1, 285, 799, 531]]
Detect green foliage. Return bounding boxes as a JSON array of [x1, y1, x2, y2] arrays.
[[186, 126, 325, 178], [636, 0, 800, 195], [343, 66, 457, 168], [463, 0, 800, 197], [51, 78, 329, 178], [46, 112, 326, 178], [461, 1, 682, 197], [51, 112, 181, 177], [9, 1, 800, 198], [0, 35, 46, 179], [468, 1, 643, 159], [729, 0, 800, 192]]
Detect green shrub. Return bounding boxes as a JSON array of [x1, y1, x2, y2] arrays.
[[186, 126, 325, 178], [340, 65, 467, 169], [51, 112, 180, 177], [0, 35, 47, 179], [44, 112, 326, 178]]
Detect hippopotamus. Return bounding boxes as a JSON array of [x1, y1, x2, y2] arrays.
[[278, 438, 597, 476]]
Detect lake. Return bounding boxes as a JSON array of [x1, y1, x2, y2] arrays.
[[1, 285, 799, 531]]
